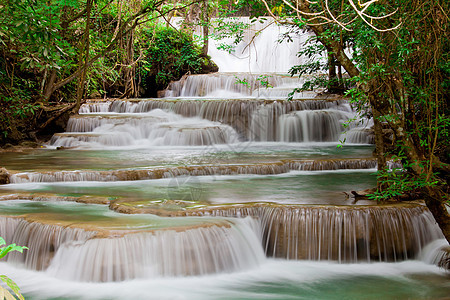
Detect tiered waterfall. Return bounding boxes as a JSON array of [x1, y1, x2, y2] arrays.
[[0, 17, 448, 300]]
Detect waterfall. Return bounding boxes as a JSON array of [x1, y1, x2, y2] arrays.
[[1, 16, 448, 299], [2, 204, 444, 275], [78, 99, 350, 115], [1, 217, 96, 270], [50, 109, 240, 147], [163, 73, 308, 99], [206, 17, 310, 73], [9, 158, 378, 183], [55, 16, 374, 149], [343, 128, 375, 144], [59, 99, 369, 148], [0, 216, 264, 282], [277, 110, 347, 142], [187, 205, 444, 262], [419, 239, 450, 269]]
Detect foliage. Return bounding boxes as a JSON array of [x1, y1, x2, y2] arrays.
[[139, 25, 206, 94], [236, 0, 450, 239], [0, 0, 209, 143], [0, 76, 40, 141], [368, 169, 439, 202], [344, 0, 449, 199], [234, 75, 273, 97], [210, 17, 250, 54], [0, 0, 121, 142], [288, 32, 351, 95], [0, 237, 27, 300]]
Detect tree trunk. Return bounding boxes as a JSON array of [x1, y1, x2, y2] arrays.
[[43, 70, 58, 101], [75, 0, 92, 113], [201, 0, 209, 57], [379, 104, 450, 243], [122, 30, 138, 98], [328, 52, 336, 80], [328, 52, 343, 93], [423, 186, 450, 244], [372, 107, 387, 190], [43, 3, 157, 101]]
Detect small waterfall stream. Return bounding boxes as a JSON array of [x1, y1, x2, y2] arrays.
[[188, 205, 444, 262], [2, 217, 264, 282], [49, 98, 370, 147], [0, 17, 448, 300], [0, 203, 445, 282]]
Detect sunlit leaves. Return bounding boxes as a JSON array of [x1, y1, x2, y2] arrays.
[[211, 17, 249, 54]]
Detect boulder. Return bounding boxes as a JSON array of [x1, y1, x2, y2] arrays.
[[0, 167, 10, 184]]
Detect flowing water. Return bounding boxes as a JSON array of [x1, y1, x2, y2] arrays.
[[0, 18, 448, 299]]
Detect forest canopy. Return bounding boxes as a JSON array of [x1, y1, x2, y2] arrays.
[[0, 0, 215, 143]]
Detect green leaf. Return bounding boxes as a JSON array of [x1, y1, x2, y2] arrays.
[[0, 275, 24, 300], [0, 243, 28, 260]]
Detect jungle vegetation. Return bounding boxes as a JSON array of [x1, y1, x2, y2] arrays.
[[0, 0, 216, 143]]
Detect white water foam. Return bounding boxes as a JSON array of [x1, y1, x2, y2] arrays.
[[1, 258, 447, 300]]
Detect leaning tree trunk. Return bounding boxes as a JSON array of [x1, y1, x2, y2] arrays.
[[373, 96, 450, 244], [396, 129, 450, 244]]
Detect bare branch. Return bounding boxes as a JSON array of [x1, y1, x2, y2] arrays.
[[281, 0, 325, 16], [324, 0, 352, 31], [347, 0, 402, 32], [261, 0, 402, 32]]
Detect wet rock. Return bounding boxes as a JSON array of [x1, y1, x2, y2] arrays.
[[438, 246, 450, 271], [198, 56, 219, 74], [2, 143, 14, 149], [0, 167, 10, 184], [157, 89, 167, 98], [19, 141, 40, 148]]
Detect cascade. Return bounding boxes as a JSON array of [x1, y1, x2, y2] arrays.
[[1, 217, 96, 271], [0, 214, 264, 282], [0, 16, 448, 300], [49, 17, 371, 148], [186, 205, 444, 262], [9, 158, 378, 183], [46, 219, 263, 282], [58, 98, 366, 147], [162, 73, 310, 98], [277, 110, 347, 142], [419, 239, 450, 268], [1, 203, 445, 282], [50, 109, 240, 147]]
